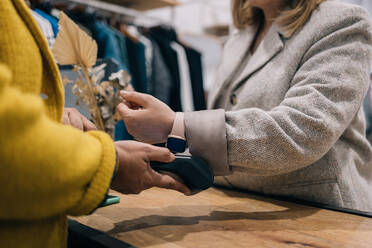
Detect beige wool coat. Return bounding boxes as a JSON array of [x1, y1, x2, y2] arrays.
[[184, 1, 372, 211]]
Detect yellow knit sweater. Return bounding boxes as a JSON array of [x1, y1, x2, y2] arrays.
[[0, 1, 116, 247]]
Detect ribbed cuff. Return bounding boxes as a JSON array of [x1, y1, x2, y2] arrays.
[[68, 131, 116, 215]]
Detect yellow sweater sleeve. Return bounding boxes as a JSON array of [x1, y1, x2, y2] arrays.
[[0, 64, 116, 220]]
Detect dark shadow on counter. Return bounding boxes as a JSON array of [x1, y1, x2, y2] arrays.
[[106, 206, 319, 236], [213, 185, 372, 218], [91, 186, 372, 247]]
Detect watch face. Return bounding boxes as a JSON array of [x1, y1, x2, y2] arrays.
[[167, 137, 186, 153]]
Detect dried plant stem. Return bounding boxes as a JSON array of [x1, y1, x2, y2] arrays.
[[76, 68, 85, 83], [81, 67, 105, 131]]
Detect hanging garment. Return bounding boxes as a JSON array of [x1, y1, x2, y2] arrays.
[[95, 22, 130, 71], [31, 10, 55, 48], [171, 42, 194, 112], [125, 37, 148, 93], [148, 26, 182, 111], [364, 86, 372, 137], [112, 28, 130, 72], [65, 11, 129, 72], [34, 9, 59, 37], [183, 46, 207, 110], [146, 35, 173, 105], [139, 35, 153, 89]]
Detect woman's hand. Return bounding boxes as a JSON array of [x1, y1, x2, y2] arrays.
[[112, 141, 191, 195], [62, 108, 97, 131], [117, 91, 175, 144]]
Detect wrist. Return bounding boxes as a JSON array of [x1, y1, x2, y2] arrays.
[[114, 148, 119, 176], [167, 112, 186, 153], [110, 144, 120, 190], [166, 111, 177, 137]]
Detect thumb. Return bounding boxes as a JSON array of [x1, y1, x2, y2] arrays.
[[120, 91, 150, 107], [152, 172, 191, 196], [116, 103, 133, 118], [146, 145, 175, 163]]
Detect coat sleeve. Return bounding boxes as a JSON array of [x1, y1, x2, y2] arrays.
[[185, 7, 372, 176], [0, 64, 116, 220]]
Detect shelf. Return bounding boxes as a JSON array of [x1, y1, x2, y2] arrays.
[[100, 0, 179, 11]]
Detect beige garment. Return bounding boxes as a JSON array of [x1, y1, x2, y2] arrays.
[[184, 1, 372, 211]]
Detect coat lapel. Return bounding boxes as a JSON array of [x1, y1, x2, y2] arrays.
[[230, 23, 285, 92], [209, 23, 285, 108], [208, 25, 257, 108]]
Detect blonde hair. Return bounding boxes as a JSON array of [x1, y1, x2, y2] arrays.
[[232, 0, 327, 37]]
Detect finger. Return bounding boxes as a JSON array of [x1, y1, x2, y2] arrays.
[[116, 103, 135, 118], [81, 115, 97, 131], [125, 84, 135, 92], [68, 111, 84, 131], [62, 112, 70, 125], [152, 173, 191, 196], [121, 99, 132, 108], [120, 91, 150, 107], [145, 145, 175, 163], [121, 99, 140, 110]]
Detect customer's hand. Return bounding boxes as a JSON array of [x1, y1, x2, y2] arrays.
[[111, 141, 191, 195], [117, 91, 175, 144], [62, 108, 97, 131]]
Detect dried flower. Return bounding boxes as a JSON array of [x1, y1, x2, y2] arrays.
[[52, 12, 131, 136]]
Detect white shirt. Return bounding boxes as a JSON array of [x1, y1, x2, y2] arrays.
[[170, 42, 195, 112], [31, 10, 55, 48]]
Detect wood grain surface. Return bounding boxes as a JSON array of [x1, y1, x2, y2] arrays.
[[74, 187, 372, 248]]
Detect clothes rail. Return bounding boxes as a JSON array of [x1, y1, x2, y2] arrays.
[[58, 0, 171, 26]]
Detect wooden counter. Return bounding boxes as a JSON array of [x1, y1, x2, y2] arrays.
[[73, 187, 372, 248]]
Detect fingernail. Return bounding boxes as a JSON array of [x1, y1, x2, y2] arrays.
[[170, 153, 175, 161], [120, 90, 127, 95]]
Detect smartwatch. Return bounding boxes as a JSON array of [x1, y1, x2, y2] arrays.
[[166, 112, 186, 153]]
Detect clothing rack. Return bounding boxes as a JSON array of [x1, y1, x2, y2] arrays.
[[101, 0, 179, 11], [59, 0, 171, 26]]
